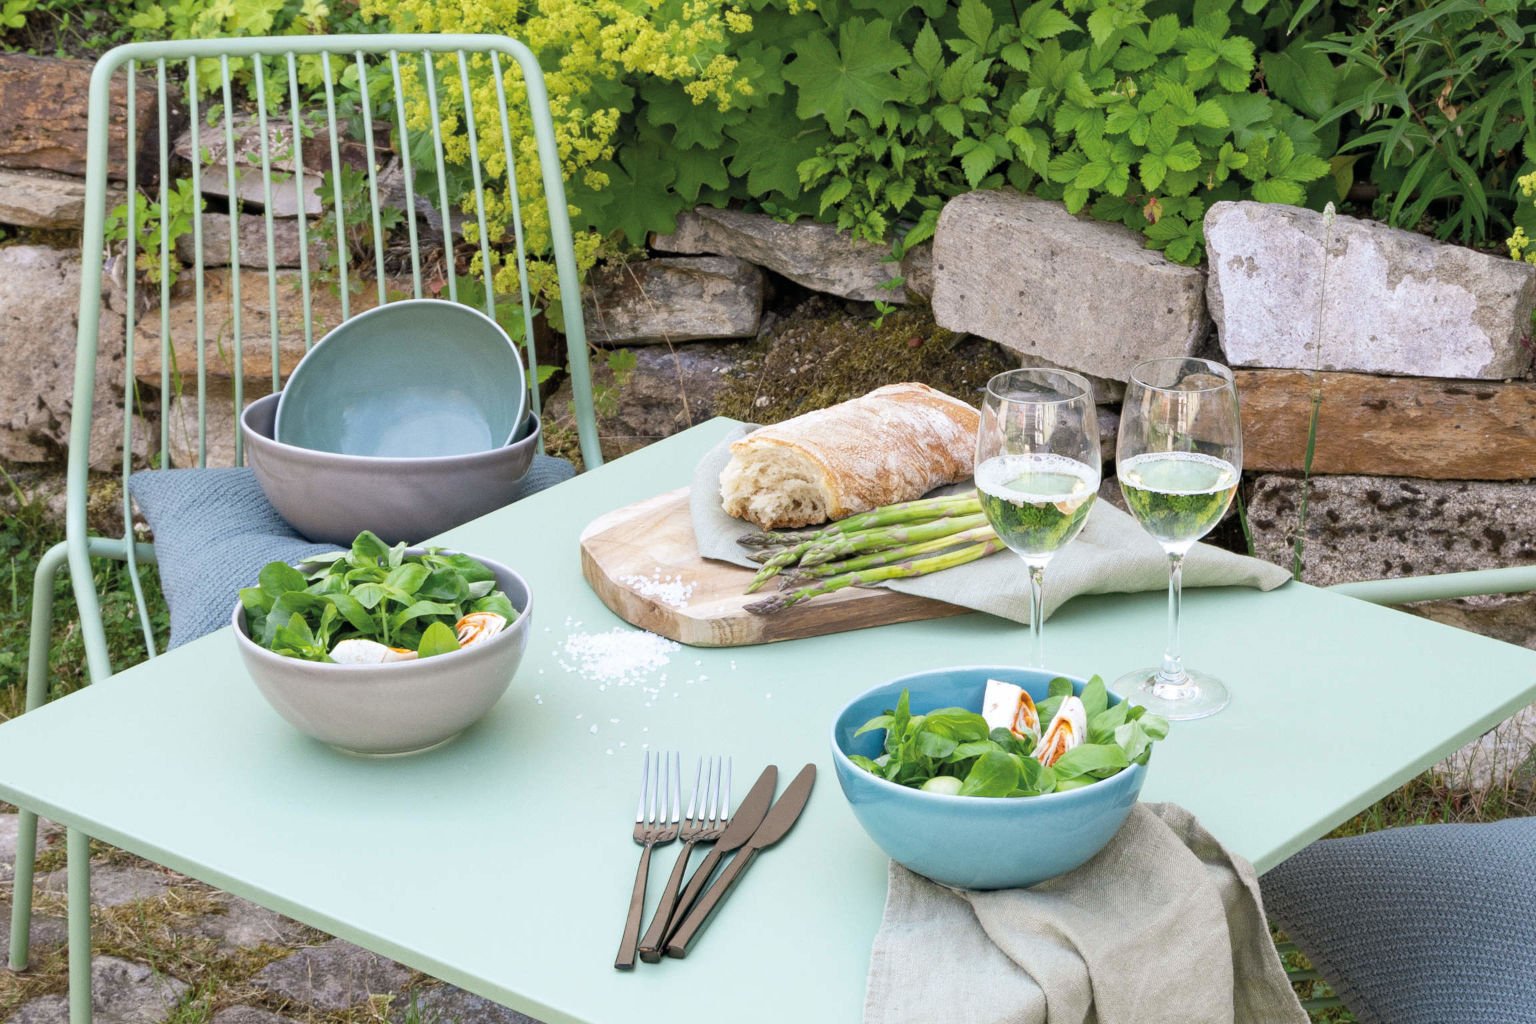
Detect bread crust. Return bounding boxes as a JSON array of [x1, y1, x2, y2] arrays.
[[719, 382, 980, 529]]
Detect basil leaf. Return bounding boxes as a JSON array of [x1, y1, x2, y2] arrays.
[[424, 552, 495, 583], [848, 754, 883, 774], [239, 586, 273, 614], [389, 600, 460, 631], [959, 750, 1020, 797], [1089, 699, 1129, 743], [416, 568, 471, 604], [350, 582, 390, 611], [854, 714, 894, 737], [258, 561, 308, 598], [470, 592, 516, 622], [1051, 742, 1129, 781], [915, 729, 958, 760], [465, 579, 497, 599], [1080, 675, 1108, 720], [1140, 714, 1171, 740], [1047, 677, 1074, 699], [383, 562, 431, 596], [417, 621, 462, 658], [351, 530, 389, 566]]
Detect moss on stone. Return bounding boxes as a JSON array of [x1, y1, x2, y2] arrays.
[[716, 296, 1015, 424]]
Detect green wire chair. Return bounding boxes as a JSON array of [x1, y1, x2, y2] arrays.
[[8, 33, 601, 1024]]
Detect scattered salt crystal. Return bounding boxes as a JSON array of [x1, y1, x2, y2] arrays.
[[609, 717, 620, 724], [618, 569, 697, 610], [559, 627, 681, 686], [589, 724, 599, 734], [605, 748, 613, 755], [766, 693, 773, 700], [619, 741, 627, 748]]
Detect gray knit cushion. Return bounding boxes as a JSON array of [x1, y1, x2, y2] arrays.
[[1261, 818, 1536, 1024], [130, 456, 575, 649]]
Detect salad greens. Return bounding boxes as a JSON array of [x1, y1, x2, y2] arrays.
[[240, 530, 515, 662], [849, 676, 1168, 798]]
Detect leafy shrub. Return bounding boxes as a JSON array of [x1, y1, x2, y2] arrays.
[[1270, 0, 1536, 250]]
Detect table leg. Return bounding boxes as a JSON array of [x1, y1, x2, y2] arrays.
[[67, 828, 91, 1024], [8, 811, 39, 970]]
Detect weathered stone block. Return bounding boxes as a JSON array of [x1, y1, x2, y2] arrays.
[[1246, 474, 1536, 586], [167, 380, 274, 470], [174, 115, 322, 218], [651, 207, 905, 302], [1206, 201, 1536, 379], [7, 956, 189, 1024], [0, 54, 159, 180], [190, 894, 316, 951], [1238, 369, 1536, 481], [0, 246, 146, 469], [36, 864, 171, 907], [900, 242, 933, 301], [175, 213, 325, 269], [400, 986, 541, 1024], [0, 169, 123, 230], [585, 256, 762, 344], [930, 191, 1209, 381], [545, 340, 749, 462], [133, 270, 397, 387]]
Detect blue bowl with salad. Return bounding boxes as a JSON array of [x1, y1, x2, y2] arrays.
[[830, 666, 1163, 890]]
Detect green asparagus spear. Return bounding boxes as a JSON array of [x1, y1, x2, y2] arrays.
[[744, 541, 815, 594], [779, 525, 998, 583], [799, 512, 990, 567], [746, 537, 1007, 615]]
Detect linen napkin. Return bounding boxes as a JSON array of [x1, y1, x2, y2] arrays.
[[865, 803, 1308, 1024], [690, 423, 1290, 622]]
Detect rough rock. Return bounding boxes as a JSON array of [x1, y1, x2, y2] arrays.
[[1017, 355, 1125, 405], [174, 115, 322, 218], [1237, 370, 1536, 481], [930, 191, 1209, 381], [584, 256, 763, 344], [0, 812, 62, 882], [377, 159, 462, 241], [545, 340, 748, 461], [133, 269, 396, 387], [1206, 201, 1536, 379], [36, 864, 171, 908], [1430, 695, 1536, 793], [0, 169, 123, 230], [0, 901, 68, 967], [400, 986, 541, 1024], [1245, 474, 1536, 587], [651, 207, 906, 302], [187, 893, 316, 952], [252, 939, 412, 1010], [210, 1008, 300, 1024], [174, 214, 325, 269], [0, 53, 160, 180], [6, 956, 189, 1024], [899, 243, 933, 301], [0, 246, 145, 469], [167, 380, 273, 469]]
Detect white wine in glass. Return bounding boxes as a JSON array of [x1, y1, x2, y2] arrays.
[[975, 369, 1101, 668], [1115, 358, 1242, 720]]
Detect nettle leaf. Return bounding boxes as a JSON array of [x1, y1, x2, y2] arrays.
[[935, 105, 967, 138], [1000, 42, 1032, 72], [1018, 0, 1075, 41], [954, 137, 1000, 187], [912, 21, 943, 75], [1147, 13, 1179, 53], [784, 18, 911, 133], [957, 0, 993, 50]]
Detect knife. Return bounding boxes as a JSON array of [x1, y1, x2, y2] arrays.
[[663, 763, 816, 959], [639, 764, 779, 962]]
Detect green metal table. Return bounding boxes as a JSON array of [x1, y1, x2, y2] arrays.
[[2, 418, 1533, 1024]]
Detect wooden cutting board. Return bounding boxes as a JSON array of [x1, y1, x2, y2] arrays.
[[579, 487, 968, 647]]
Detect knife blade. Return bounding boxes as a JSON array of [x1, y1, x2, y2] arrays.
[[640, 763, 779, 962], [663, 762, 816, 959]]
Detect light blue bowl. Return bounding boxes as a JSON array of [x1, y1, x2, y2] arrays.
[[830, 665, 1147, 890], [275, 299, 527, 458]]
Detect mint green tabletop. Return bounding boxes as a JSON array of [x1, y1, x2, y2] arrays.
[[1, 418, 1534, 1024]]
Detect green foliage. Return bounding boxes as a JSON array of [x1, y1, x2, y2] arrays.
[[1278, 0, 1536, 247], [103, 179, 205, 288]]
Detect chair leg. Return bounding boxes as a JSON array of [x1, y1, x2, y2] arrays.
[[9, 540, 69, 971], [67, 828, 91, 1024]]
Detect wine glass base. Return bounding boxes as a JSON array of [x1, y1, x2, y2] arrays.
[[1115, 667, 1229, 721]]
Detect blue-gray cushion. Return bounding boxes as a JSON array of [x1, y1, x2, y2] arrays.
[[1261, 818, 1536, 1024], [130, 455, 575, 649]]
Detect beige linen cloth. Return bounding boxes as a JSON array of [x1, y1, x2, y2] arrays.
[[864, 803, 1308, 1024], [690, 423, 1290, 619]]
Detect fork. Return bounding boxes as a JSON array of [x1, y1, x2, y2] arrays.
[[637, 756, 730, 962], [614, 750, 680, 970]]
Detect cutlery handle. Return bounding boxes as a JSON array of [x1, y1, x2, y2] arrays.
[[637, 840, 695, 963], [613, 842, 655, 971], [662, 844, 725, 948], [663, 846, 759, 959]]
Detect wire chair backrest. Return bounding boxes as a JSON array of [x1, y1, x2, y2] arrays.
[[65, 34, 599, 675]]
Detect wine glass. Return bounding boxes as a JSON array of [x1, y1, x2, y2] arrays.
[[975, 368, 1101, 668], [1115, 357, 1242, 720]]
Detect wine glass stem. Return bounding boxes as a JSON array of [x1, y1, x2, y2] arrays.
[[1028, 563, 1046, 668], [1157, 552, 1188, 691]]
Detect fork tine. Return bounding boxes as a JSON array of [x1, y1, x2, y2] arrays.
[[722, 757, 732, 820], [685, 756, 702, 824], [706, 756, 721, 824], [670, 751, 683, 824], [634, 750, 649, 824]]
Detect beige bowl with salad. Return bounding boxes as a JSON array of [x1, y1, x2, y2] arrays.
[[232, 532, 531, 756]]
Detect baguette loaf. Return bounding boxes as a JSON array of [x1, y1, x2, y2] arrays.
[[719, 382, 979, 529]]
